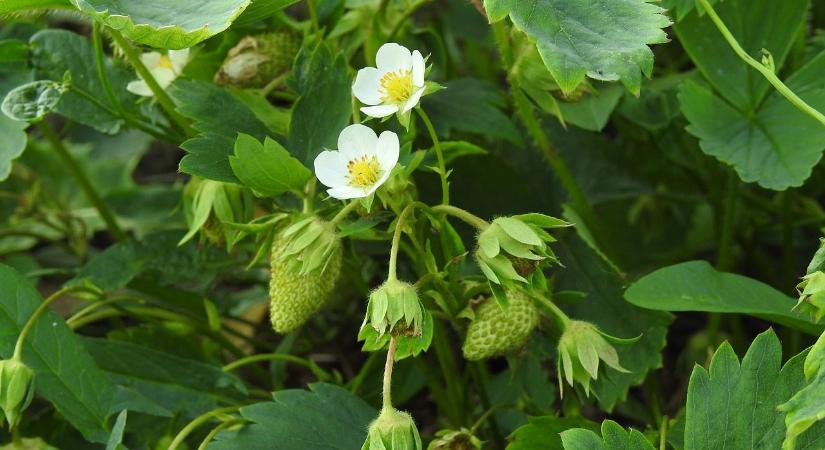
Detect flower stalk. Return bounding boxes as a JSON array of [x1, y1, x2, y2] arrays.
[[415, 107, 450, 205]]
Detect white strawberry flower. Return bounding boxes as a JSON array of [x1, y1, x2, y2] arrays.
[[352, 43, 426, 121], [314, 124, 400, 200], [127, 49, 190, 97]]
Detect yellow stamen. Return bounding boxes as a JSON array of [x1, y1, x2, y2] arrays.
[[347, 155, 381, 188], [158, 55, 174, 70], [379, 69, 413, 104]]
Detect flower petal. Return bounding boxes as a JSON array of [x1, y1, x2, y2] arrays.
[[152, 68, 177, 89], [401, 87, 425, 113], [338, 123, 378, 160], [376, 130, 400, 172], [376, 43, 412, 74], [353, 67, 383, 105], [411, 50, 425, 87], [313, 150, 348, 188], [169, 48, 190, 74], [360, 104, 398, 118], [140, 51, 162, 69], [126, 80, 153, 97], [328, 185, 367, 200]]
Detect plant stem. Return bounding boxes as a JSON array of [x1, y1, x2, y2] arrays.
[[330, 200, 361, 225], [431, 204, 489, 230], [14, 286, 98, 361], [717, 170, 738, 271], [387, 0, 431, 41], [197, 419, 247, 450], [222, 353, 331, 381], [388, 203, 418, 281], [382, 337, 398, 409], [36, 121, 127, 241], [168, 406, 240, 450], [259, 72, 290, 98], [659, 415, 669, 450], [468, 363, 504, 448], [351, 96, 362, 123], [415, 107, 450, 205], [307, 0, 320, 32], [698, 0, 825, 127], [534, 294, 571, 330], [302, 179, 317, 214], [92, 23, 124, 117], [107, 28, 195, 137]]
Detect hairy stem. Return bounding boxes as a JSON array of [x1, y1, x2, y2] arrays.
[[222, 353, 331, 381], [431, 204, 489, 230], [168, 406, 241, 450], [416, 107, 450, 205], [698, 0, 825, 126], [329, 200, 361, 225], [36, 121, 127, 242], [382, 337, 398, 409], [388, 203, 419, 281]]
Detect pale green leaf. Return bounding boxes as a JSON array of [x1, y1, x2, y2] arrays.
[[485, 0, 670, 94], [230, 134, 311, 197], [507, 416, 598, 450], [560, 420, 654, 450], [71, 0, 250, 50]]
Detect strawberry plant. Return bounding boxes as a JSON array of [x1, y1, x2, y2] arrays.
[[3, 0, 825, 449]]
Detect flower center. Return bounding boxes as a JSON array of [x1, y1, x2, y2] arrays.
[[347, 155, 382, 188], [158, 55, 174, 70], [380, 70, 414, 104]]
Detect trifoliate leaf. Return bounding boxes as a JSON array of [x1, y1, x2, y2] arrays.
[[71, 0, 250, 50], [560, 420, 654, 450], [230, 134, 311, 197], [484, 0, 671, 95]]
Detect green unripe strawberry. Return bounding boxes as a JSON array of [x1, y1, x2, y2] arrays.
[[269, 235, 342, 334], [462, 290, 539, 361], [214, 31, 301, 88]]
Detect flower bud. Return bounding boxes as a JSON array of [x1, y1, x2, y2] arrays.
[[361, 408, 423, 450], [427, 428, 482, 450], [474, 214, 568, 295], [214, 31, 301, 88], [795, 271, 825, 322], [362, 279, 425, 337], [462, 290, 539, 361], [0, 358, 35, 429], [556, 320, 636, 397]]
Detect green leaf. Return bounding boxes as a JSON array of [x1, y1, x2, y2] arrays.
[[71, 230, 233, 292], [555, 84, 624, 132], [624, 260, 822, 334], [29, 29, 136, 134], [287, 40, 352, 165], [1, 79, 65, 121], [171, 79, 272, 182], [421, 78, 522, 145], [232, 0, 300, 27], [71, 0, 250, 50], [484, 0, 670, 95], [0, 265, 114, 442], [560, 420, 655, 450], [0, 113, 27, 180], [210, 383, 375, 449], [662, 0, 719, 22], [230, 134, 311, 197], [507, 416, 598, 450], [83, 338, 246, 418], [685, 329, 825, 450], [679, 68, 825, 190], [674, 0, 807, 112], [0, 0, 72, 13], [105, 410, 128, 450], [558, 236, 671, 410]]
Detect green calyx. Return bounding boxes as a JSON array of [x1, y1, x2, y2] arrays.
[[556, 320, 638, 397], [361, 408, 423, 450], [462, 290, 539, 361], [427, 428, 483, 450], [279, 215, 341, 275], [0, 357, 35, 430], [214, 31, 302, 88], [362, 279, 425, 338], [474, 214, 568, 296], [795, 271, 825, 321], [269, 222, 343, 334]]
